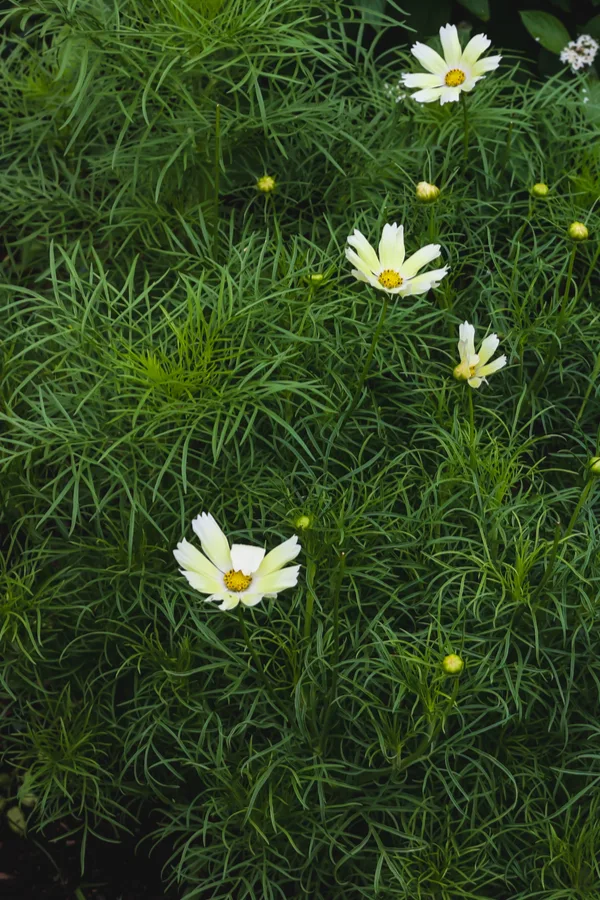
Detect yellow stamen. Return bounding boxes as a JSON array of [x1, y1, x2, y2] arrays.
[[223, 569, 253, 592], [378, 269, 403, 289], [445, 69, 466, 87]]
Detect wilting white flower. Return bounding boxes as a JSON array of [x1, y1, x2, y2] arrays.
[[402, 23, 501, 105], [560, 35, 598, 73], [346, 223, 448, 296], [174, 513, 301, 611], [453, 321, 506, 388]]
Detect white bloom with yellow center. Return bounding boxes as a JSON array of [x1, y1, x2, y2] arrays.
[[453, 321, 506, 389], [402, 24, 501, 105], [346, 222, 448, 296], [174, 513, 301, 611]]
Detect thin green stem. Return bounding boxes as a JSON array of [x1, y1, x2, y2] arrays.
[[343, 295, 389, 424], [212, 103, 221, 257], [236, 604, 287, 716], [321, 552, 347, 750], [577, 349, 600, 422], [303, 557, 317, 641], [527, 244, 577, 405], [467, 387, 476, 468], [461, 92, 469, 159]]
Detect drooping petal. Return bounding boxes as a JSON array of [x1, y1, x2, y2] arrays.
[[461, 33, 491, 66], [192, 513, 232, 572], [477, 355, 507, 378], [411, 86, 445, 104], [347, 230, 380, 271], [467, 376, 483, 389], [240, 594, 264, 608], [401, 244, 441, 278], [411, 42, 447, 75], [477, 333, 500, 366], [218, 594, 241, 611], [179, 567, 224, 596], [439, 86, 462, 105], [378, 223, 401, 269], [346, 247, 374, 278], [230, 543, 266, 576], [173, 539, 223, 582], [471, 55, 502, 76], [257, 535, 301, 576], [402, 266, 449, 296], [401, 73, 443, 89], [439, 24, 462, 67], [458, 322, 476, 364], [253, 565, 301, 596]]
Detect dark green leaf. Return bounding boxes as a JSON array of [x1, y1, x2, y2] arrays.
[[457, 0, 490, 21], [519, 10, 571, 54]]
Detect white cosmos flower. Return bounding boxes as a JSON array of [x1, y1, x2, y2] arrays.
[[346, 222, 448, 296], [174, 513, 301, 611], [402, 23, 502, 105], [453, 321, 506, 389]]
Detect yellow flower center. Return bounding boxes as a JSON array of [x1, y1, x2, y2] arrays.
[[445, 68, 466, 87], [223, 569, 253, 592], [378, 269, 403, 289]]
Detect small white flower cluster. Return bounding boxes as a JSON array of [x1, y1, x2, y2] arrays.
[[383, 80, 407, 103], [559, 34, 599, 73]]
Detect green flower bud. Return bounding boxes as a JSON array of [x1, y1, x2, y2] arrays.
[[295, 515, 311, 530], [531, 183, 549, 198], [7, 806, 27, 837], [309, 273, 325, 284], [589, 457, 600, 476], [416, 181, 440, 203], [442, 653, 464, 675], [568, 221, 589, 241], [256, 175, 276, 193]]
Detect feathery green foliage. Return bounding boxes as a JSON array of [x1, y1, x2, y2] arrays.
[[1, 0, 600, 897]]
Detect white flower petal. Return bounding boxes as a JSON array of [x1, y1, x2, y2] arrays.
[[471, 55, 502, 76], [440, 24, 462, 67], [411, 42, 447, 75], [401, 244, 441, 278], [179, 567, 224, 596], [347, 229, 380, 271], [191, 513, 232, 572], [378, 223, 401, 269], [173, 539, 223, 581], [346, 247, 374, 278], [467, 376, 483, 389], [458, 322, 476, 363], [461, 33, 491, 66], [253, 565, 300, 595], [240, 594, 264, 608], [402, 266, 448, 296], [401, 73, 443, 89], [218, 594, 241, 611], [257, 535, 301, 576], [411, 86, 445, 104], [477, 355, 507, 378], [351, 268, 370, 283], [230, 543, 266, 576], [440, 86, 462, 105], [477, 334, 499, 366]]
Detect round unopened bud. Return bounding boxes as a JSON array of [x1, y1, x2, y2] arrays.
[[588, 457, 600, 476], [256, 175, 276, 193], [442, 653, 464, 675], [531, 183, 549, 198], [295, 515, 311, 530], [416, 181, 440, 203], [309, 273, 325, 284], [6, 806, 27, 836], [568, 221, 589, 241], [19, 793, 37, 809]]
